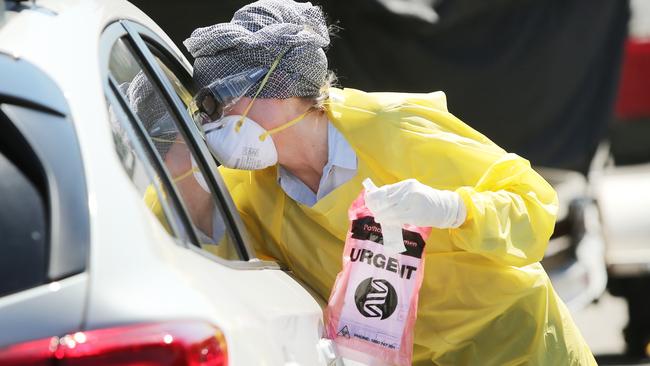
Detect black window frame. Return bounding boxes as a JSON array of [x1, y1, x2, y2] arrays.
[[100, 20, 277, 269]]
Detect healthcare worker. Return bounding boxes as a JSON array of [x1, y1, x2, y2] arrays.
[[184, 0, 596, 364]]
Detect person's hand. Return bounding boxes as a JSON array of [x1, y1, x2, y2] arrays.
[[364, 179, 467, 229]]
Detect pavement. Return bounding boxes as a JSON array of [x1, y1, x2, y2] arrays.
[[572, 292, 650, 365]]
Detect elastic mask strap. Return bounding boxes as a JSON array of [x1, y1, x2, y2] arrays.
[[151, 137, 184, 144], [173, 166, 200, 183], [259, 108, 313, 141], [235, 49, 288, 133]]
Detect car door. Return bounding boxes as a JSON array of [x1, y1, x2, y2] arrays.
[[99, 20, 338, 366]]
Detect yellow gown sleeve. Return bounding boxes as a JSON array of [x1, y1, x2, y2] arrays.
[[451, 153, 558, 267], [370, 93, 559, 268], [200, 237, 239, 259], [328, 89, 560, 269], [143, 184, 172, 234], [218, 166, 289, 265]]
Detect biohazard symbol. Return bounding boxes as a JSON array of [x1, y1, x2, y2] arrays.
[[337, 325, 351, 339], [354, 277, 398, 320]]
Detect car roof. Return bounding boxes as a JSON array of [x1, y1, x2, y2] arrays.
[[0, 0, 190, 89]]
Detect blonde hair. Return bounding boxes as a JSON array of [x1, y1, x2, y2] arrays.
[[309, 70, 338, 111]]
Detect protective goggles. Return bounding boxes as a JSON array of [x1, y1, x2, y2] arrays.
[[189, 67, 268, 126], [189, 49, 288, 128]]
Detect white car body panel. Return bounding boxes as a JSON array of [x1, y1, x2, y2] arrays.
[[0, 1, 331, 364], [594, 163, 650, 275], [0, 274, 87, 347]]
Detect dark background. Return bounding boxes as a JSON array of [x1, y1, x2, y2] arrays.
[[131, 0, 630, 174]]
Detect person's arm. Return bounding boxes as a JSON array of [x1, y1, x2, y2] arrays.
[[451, 153, 558, 267], [219, 167, 289, 265], [364, 94, 559, 268], [365, 152, 558, 268]]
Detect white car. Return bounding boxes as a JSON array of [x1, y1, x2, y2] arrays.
[[0, 0, 340, 365]]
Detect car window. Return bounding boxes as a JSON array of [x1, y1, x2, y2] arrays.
[[0, 52, 90, 296], [106, 95, 188, 239], [149, 52, 206, 138], [0, 112, 47, 297], [106, 37, 241, 261], [154, 57, 193, 107], [609, 120, 650, 166]]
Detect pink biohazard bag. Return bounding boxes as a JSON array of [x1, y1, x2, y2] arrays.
[[325, 188, 431, 366]]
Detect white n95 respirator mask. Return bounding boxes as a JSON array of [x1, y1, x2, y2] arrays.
[[203, 115, 278, 170], [197, 48, 311, 171]]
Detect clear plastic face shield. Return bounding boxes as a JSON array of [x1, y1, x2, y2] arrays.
[[189, 67, 268, 126]]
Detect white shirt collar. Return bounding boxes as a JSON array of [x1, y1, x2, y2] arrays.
[[277, 121, 358, 206]]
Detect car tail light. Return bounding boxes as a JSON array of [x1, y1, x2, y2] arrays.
[[0, 320, 227, 366]]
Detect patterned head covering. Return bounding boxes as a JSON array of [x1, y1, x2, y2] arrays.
[[183, 0, 330, 99], [125, 72, 178, 157]]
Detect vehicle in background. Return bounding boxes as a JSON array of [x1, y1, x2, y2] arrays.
[[538, 168, 607, 312], [592, 18, 650, 355]]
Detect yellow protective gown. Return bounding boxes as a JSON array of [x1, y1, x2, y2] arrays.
[[219, 88, 596, 365]]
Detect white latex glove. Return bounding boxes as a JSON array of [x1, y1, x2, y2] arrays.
[[363, 178, 406, 253], [364, 178, 467, 229]]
